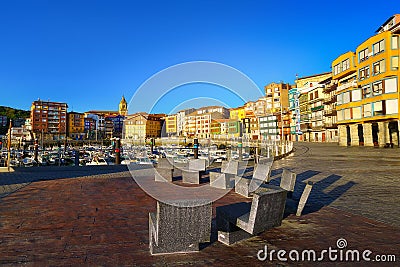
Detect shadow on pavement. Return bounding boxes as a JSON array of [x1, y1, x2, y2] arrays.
[[270, 170, 356, 216]]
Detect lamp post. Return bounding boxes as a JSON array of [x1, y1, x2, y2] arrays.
[[7, 120, 12, 172]]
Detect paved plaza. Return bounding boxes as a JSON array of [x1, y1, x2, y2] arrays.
[[0, 142, 399, 266]]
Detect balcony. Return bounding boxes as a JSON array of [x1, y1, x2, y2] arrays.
[[323, 109, 337, 117], [310, 116, 323, 122], [312, 125, 324, 131], [322, 83, 338, 93], [325, 122, 338, 129], [323, 95, 337, 104], [310, 105, 324, 112], [337, 80, 358, 91], [300, 123, 312, 132]]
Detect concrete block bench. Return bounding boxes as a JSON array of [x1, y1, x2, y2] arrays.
[[182, 159, 206, 184], [149, 199, 212, 255], [209, 160, 239, 189], [280, 168, 296, 198], [155, 158, 174, 182], [235, 161, 273, 197], [216, 185, 287, 245]]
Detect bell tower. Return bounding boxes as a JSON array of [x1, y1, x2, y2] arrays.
[[119, 95, 128, 116]]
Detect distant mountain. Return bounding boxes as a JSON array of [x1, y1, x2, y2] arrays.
[[0, 106, 30, 120]]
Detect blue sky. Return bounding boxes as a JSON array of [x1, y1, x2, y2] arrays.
[[0, 1, 398, 114]]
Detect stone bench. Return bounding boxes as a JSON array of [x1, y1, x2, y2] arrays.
[[209, 160, 239, 189], [280, 168, 296, 198], [216, 185, 287, 245], [149, 199, 212, 255], [155, 158, 174, 182], [182, 159, 206, 184], [235, 161, 273, 197]]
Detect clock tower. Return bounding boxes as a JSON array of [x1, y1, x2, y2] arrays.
[[119, 95, 128, 116]]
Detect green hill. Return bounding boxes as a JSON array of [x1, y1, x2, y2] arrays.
[[0, 106, 30, 120], [0, 106, 30, 135]]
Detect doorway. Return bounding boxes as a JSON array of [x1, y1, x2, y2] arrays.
[[358, 124, 364, 146], [372, 123, 379, 147]]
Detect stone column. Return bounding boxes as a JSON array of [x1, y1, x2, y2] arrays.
[[338, 125, 347, 146], [349, 124, 359, 146], [378, 121, 389, 147], [363, 123, 374, 147]]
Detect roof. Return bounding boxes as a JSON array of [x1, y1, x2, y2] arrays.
[[375, 14, 400, 33], [85, 110, 119, 114], [296, 72, 331, 81]]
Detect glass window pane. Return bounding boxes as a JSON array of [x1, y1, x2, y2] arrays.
[[385, 78, 398, 93], [386, 99, 398, 114]]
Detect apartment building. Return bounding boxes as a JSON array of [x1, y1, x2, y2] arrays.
[[30, 100, 68, 140], [165, 114, 177, 136], [123, 113, 164, 140], [294, 73, 331, 141], [336, 15, 400, 147], [263, 82, 291, 140], [176, 108, 195, 136], [67, 112, 85, 140]]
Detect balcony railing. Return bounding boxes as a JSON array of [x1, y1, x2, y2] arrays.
[[310, 105, 324, 112]]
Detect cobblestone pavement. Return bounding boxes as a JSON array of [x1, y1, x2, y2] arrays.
[[271, 142, 400, 227], [0, 145, 399, 266]]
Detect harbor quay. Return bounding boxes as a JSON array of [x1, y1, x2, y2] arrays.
[[0, 142, 399, 265]]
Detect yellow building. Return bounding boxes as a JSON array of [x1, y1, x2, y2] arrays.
[[336, 15, 400, 147], [67, 112, 85, 140], [264, 82, 291, 114], [123, 113, 165, 141], [165, 114, 177, 136], [229, 107, 246, 120]]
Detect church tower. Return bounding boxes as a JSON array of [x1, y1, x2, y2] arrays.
[[119, 95, 128, 116]]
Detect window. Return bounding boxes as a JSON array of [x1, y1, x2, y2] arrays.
[[314, 91, 318, 99], [392, 36, 399, 49], [352, 89, 362, 101], [392, 56, 399, 70], [342, 59, 350, 71], [372, 59, 385, 75], [337, 94, 343, 105], [385, 77, 398, 93], [386, 99, 398, 114], [359, 66, 370, 80], [373, 101, 385, 116], [362, 85, 372, 98], [334, 64, 339, 75], [344, 109, 351, 120], [373, 39, 385, 55], [372, 81, 383, 95], [363, 103, 372, 117], [337, 109, 343, 121], [343, 92, 350, 103], [352, 107, 362, 119], [359, 47, 369, 62]]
